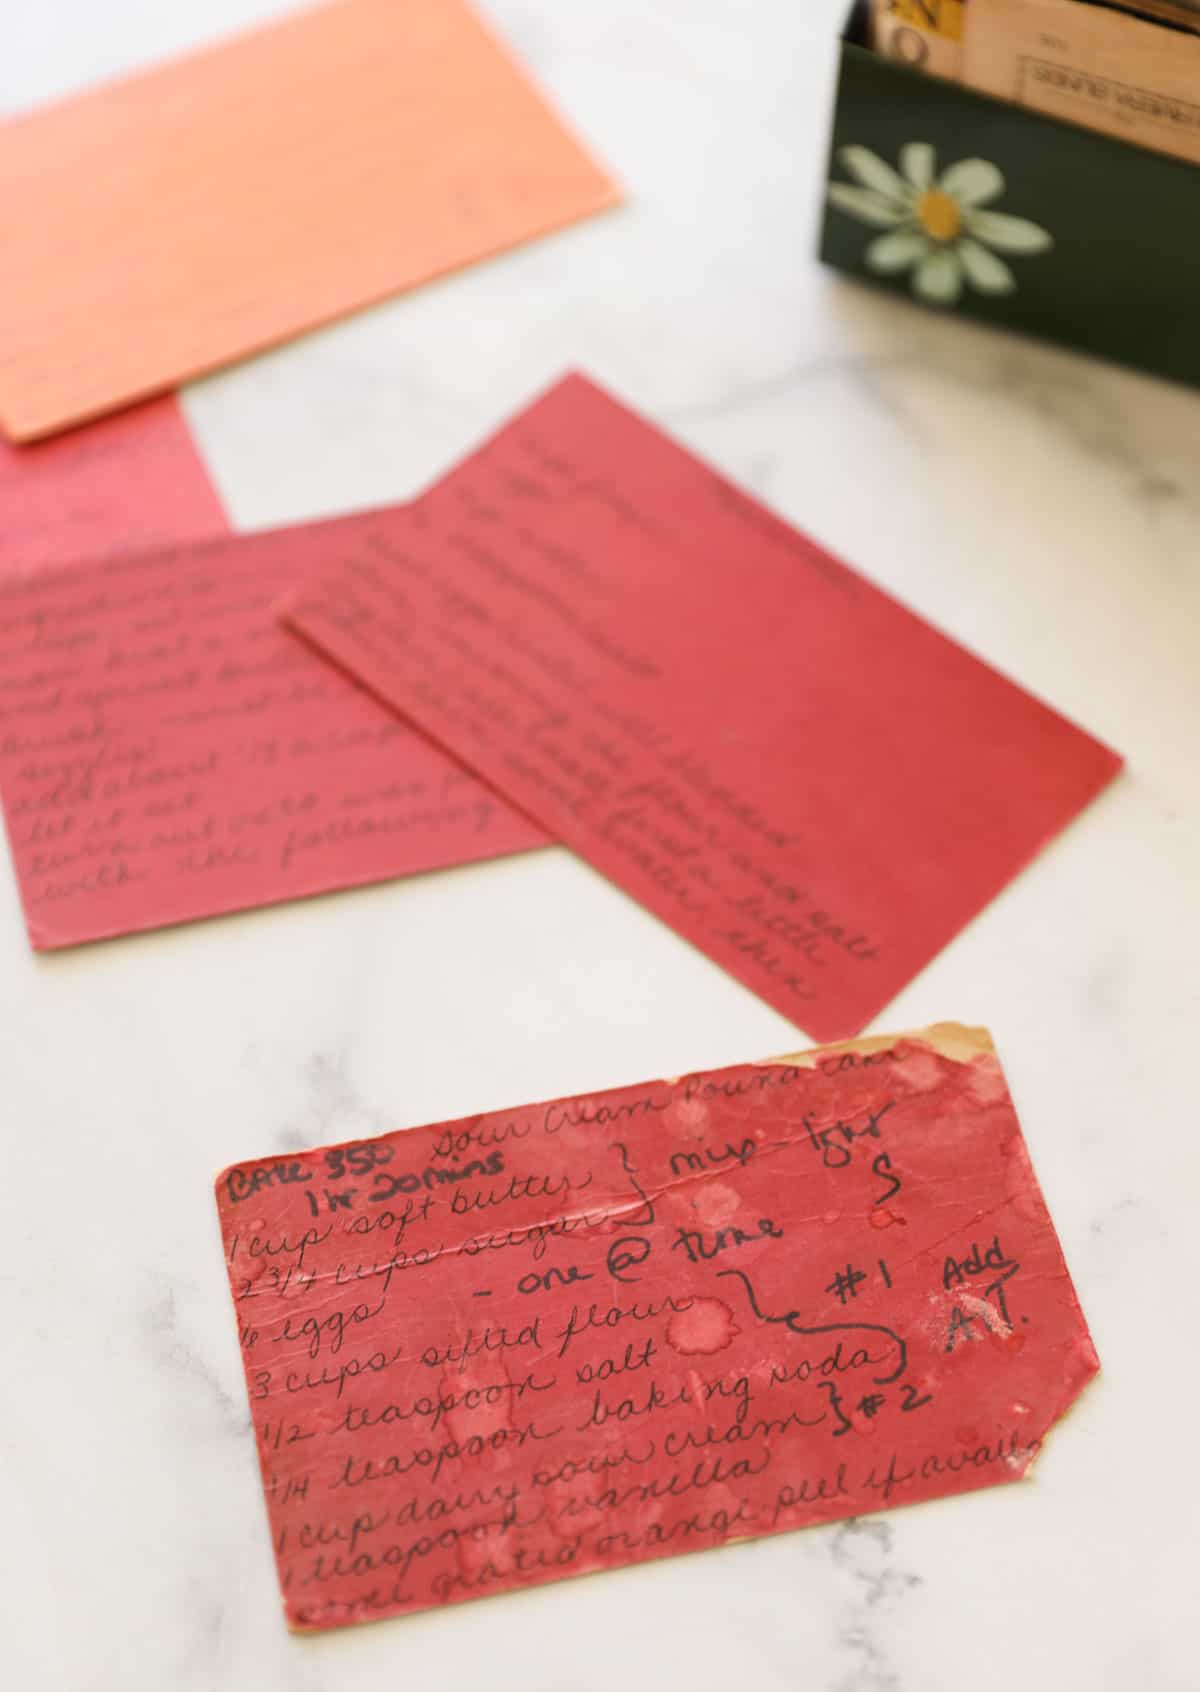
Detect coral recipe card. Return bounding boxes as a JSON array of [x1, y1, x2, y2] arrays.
[[216, 1024, 1097, 1632], [0, 0, 618, 439], [0, 396, 227, 575], [0, 515, 544, 949], [285, 373, 1122, 1041]]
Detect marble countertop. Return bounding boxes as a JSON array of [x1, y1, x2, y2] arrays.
[[3, 1, 1197, 1687]]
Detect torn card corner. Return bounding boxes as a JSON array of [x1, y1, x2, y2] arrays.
[[756, 1020, 997, 1074], [912, 1022, 997, 1062], [1018, 1340, 1103, 1485]]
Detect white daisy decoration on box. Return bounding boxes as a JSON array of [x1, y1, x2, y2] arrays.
[[827, 143, 1053, 306]]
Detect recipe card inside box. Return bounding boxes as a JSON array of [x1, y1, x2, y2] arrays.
[[821, 1, 1200, 390]]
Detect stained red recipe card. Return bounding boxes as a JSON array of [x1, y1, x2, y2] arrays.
[[0, 394, 227, 575], [0, 514, 544, 949], [216, 1024, 1097, 1633], [285, 373, 1123, 1040]]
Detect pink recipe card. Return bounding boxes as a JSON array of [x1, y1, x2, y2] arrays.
[[0, 394, 227, 576], [0, 512, 545, 948], [285, 373, 1122, 1040]]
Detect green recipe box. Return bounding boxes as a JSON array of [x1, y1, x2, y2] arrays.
[[820, 0, 1200, 387]]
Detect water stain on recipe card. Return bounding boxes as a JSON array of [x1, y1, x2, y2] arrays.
[[0, 0, 620, 440], [0, 396, 227, 575], [284, 372, 1123, 1042], [215, 1024, 1098, 1632], [0, 513, 545, 949]]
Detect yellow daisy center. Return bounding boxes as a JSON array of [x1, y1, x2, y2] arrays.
[[916, 188, 963, 243]]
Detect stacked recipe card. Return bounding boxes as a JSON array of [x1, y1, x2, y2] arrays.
[[871, 0, 1200, 166]]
